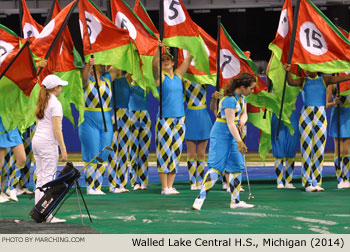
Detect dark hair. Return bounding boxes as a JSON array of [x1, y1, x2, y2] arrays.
[[224, 72, 256, 96]]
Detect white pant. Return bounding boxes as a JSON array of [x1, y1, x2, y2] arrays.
[[32, 137, 58, 204]]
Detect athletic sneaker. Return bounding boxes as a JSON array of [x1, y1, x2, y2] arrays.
[[16, 187, 25, 196], [240, 186, 245, 192], [344, 181, 350, 189], [191, 184, 199, 190], [87, 188, 106, 195], [192, 198, 205, 210], [140, 184, 147, 190], [305, 186, 317, 192], [222, 183, 228, 190], [111, 188, 129, 193], [133, 184, 141, 191], [161, 188, 170, 195], [277, 183, 285, 189], [23, 188, 34, 195], [315, 186, 325, 192], [285, 182, 296, 189], [46, 216, 66, 223], [337, 181, 347, 189], [8, 189, 18, 202], [230, 201, 255, 209], [168, 188, 180, 195], [0, 195, 9, 203]]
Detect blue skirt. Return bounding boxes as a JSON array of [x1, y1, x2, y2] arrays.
[[0, 118, 22, 148], [271, 110, 299, 159], [185, 107, 213, 140], [329, 107, 350, 138]]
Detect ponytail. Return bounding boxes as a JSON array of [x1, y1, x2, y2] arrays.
[[35, 87, 50, 120]]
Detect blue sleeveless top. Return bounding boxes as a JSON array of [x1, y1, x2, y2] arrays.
[[301, 76, 326, 106], [157, 73, 184, 118], [112, 76, 131, 109], [129, 83, 149, 111]]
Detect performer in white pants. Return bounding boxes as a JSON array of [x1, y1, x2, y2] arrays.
[[32, 75, 68, 223]]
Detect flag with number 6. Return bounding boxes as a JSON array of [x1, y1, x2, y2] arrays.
[[292, 0, 350, 74]]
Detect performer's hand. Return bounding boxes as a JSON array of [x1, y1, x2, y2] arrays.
[[211, 91, 221, 99], [36, 59, 47, 68], [284, 63, 291, 72], [89, 57, 95, 66], [237, 141, 247, 154], [61, 149, 68, 162], [238, 122, 245, 133], [334, 96, 341, 105]]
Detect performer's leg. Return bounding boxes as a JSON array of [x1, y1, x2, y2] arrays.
[[196, 140, 208, 187], [186, 140, 197, 188], [137, 111, 151, 188], [128, 111, 139, 187], [274, 158, 284, 188], [285, 158, 295, 188], [229, 172, 242, 204], [312, 107, 327, 188], [299, 107, 314, 189]]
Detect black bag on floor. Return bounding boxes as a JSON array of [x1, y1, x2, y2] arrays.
[[29, 162, 80, 223]]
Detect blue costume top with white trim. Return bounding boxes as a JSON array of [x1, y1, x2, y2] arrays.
[[157, 73, 184, 118], [129, 83, 148, 111], [301, 76, 326, 106], [207, 93, 244, 173], [112, 76, 131, 109], [329, 86, 350, 138]]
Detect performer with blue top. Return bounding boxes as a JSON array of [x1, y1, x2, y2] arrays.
[[128, 81, 151, 190], [152, 43, 193, 195], [326, 79, 350, 189], [192, 73, 256, 210], [184, 80, 213, 190], [107, 71, 132, 193], [79, 58, 119, 195], [285, 63, 350, 192]]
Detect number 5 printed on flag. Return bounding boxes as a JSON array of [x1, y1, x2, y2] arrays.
[[164, 0, 186, 26], [300, 21, 328, 56]]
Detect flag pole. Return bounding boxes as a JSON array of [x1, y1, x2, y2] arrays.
[[216, 16, 221, 93], [44, 0, 58, 26], [0, 40, 31, 80], [276, 0, 301, 140], [334, 17, 341, 173], [159, 0, 164, 119], [80, 0, 108, 132], [18, 0, 23, 37], [36, 0, 78, 76]]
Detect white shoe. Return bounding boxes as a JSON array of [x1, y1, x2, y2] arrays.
[[168, 188, 180, 195], [277, 183, 285, 189], [285, 182, 296, 189], [140, 184, 147, 190], [226, 187, 230, 193], [23, 188, 34, 195], [16, 187, 25, 196], [112, 187, 129, 193], [240, 186, 245, 192], [192, 198, 205, 210], [315, 185, 325, 192], [230, 201, 255, 209], [87, 188, 105, 195], [222, 183, 228, 190], [0, 195, 10, 203], [305, 186, 317, 192], [8, 189, 18, 202], [161, 188, 170, 195], [1, 192, 9, 200], [337, 181, 347, 189], [191, 184, 199, 190], [46, 216, 66, 223], [344, 181, 350, 189], [133, 184, 141, 191]]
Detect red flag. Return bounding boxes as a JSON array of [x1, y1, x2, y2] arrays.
[[133, 0, 159, 37], [291, 0, 350, 73], [20, 0, 43, 40], [110, 0, 158, 57], [219, 24, 257, 89], [0, 25, 37, 96]]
